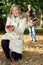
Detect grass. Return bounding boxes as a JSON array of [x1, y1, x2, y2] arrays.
[[24, 28, 43, 35], [35, 28, 43, 34]]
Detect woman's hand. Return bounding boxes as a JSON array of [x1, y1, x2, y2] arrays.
[[6, 25, 15, 31], [28, 21, 33, 26]]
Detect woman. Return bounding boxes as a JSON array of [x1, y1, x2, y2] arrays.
[[26, 4, 38, 42], [1, 4, 26, 65]]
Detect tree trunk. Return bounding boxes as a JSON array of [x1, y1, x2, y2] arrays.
[[40, 14, 43, 28]]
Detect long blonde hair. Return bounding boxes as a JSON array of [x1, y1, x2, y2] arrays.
[[8, 4, 21, 17]]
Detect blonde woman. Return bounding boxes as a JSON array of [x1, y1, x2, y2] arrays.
[[1, 4, 26, 65]]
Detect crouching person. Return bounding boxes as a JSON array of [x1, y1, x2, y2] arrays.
[[1, 4, 27, 65]]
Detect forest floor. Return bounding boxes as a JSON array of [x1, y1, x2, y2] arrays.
[[0, 34, 43, 65]]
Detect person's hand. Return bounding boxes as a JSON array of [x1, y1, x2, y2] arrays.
[[32, 22, 36, 26], [6, 25, 15, 31], [28, 21, 33, 26], [9, 26, 15, 31]]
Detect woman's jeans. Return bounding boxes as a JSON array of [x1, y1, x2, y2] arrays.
[[28, 26, 36, 41]]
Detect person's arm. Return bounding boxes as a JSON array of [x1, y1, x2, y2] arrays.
[[15, 18, 26, 34], [32, 17, 40, 25], [5, 17, 15, 32], [5, 17, 10, 32], [31, 12, 40, 25]]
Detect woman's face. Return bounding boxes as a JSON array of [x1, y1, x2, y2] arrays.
[[11, 7, 19, 16], [28, 5, 32, 11]]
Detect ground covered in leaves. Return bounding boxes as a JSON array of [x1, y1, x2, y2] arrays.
[[0, 34, 43, 65]]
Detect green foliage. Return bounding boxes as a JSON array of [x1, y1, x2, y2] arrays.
[[24, 28, 43, 35], [0, 0, 43, 18], [0, 0, 43, 31], [0, 0, 43, 16]]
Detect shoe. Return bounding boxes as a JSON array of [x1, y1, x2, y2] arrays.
[[1, 61, 7, 65], [29, 40, 33, 43], [6, 60, 11, 65], [32, 40, 37, 43], [6, 59, 12, 65], [11, 61, 19, 65]]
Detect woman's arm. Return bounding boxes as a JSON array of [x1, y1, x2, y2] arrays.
[[5, 17, 15, 32], [16, 18, 26, 34], [32, 18, 40, 25]]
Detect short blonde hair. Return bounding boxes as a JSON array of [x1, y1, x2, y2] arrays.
[[8, 4, 21, 17]]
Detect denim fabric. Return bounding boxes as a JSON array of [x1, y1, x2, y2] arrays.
[[28, 26, 36, 41]]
